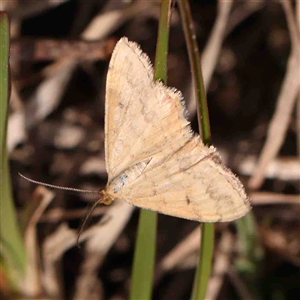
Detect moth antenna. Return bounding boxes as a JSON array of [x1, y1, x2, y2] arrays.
[[77, 197, 103, 247], [19, 172, 103, 248], [18, 172, 99, 195]]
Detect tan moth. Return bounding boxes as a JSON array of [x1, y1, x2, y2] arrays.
[[100, 37, 251, 222]]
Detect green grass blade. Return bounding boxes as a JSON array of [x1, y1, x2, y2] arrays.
[[178, 0, 211, 144], [177, 2, 214, 299], [191, 223, 214, 300], [129, 1, 171, 299], [130, 210, 157, 300], [154, 0, 171, 83], [0, 12, 26, 284]]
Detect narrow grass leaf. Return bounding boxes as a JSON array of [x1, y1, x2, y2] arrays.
[[0, 12, 26, 285], [177, 2, 214, 299]]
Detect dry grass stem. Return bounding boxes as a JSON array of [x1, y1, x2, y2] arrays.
[[10, 38, 115, 63], [82, 1, 153, 41], [240, 156, 300, 181], [39, 206, 107, 223], [187, 0, 233, 115], [21, 187, 54, 297], [250, 192, 299, 205]]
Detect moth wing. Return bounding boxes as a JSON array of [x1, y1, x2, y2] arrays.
[[105, 38, 191, 181], [115, 137, 251, 222]]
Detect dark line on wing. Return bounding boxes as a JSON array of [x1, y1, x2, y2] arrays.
[[130, 152, 218, 199]]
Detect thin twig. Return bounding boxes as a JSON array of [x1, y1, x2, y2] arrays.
[[202, 0, 233, 91], [239, 156, 300, 181], [39, 206, 106, 223], [188, 0, 233, 116], [250, 191, 300, 205], [10, 38, 115, 62]]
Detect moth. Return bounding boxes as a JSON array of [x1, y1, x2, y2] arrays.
[[100, 37, 251, 222]]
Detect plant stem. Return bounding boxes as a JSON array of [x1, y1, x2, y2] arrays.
[[0, 12, 26, 289], [177, 2, 214, 299]]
